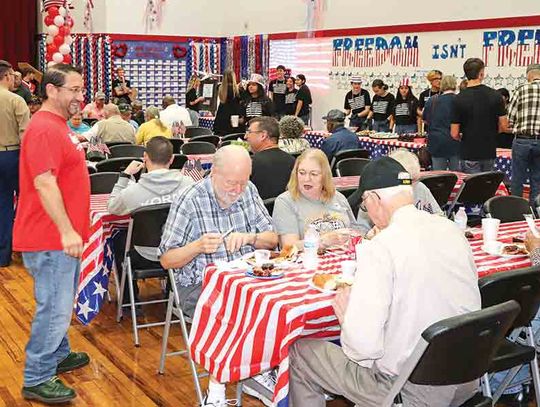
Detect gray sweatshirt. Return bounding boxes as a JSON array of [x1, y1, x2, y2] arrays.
[[108, 169, 194, 216]]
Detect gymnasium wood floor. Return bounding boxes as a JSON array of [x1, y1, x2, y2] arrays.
[[0, 258, 529, 407]]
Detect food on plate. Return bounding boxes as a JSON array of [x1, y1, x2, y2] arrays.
[[465, 231, 475, 240], [512, 236, 525, 243], [502, 244, 528, 256], [252, 263, 275, 277], [317, 247, 327, 256], [312, 274, 353, 291], [278, 244, 299, 260]]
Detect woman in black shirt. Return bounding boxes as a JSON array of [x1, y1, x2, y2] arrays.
[[284, 76, 298, 116], [213, 70, 243, 136], [186, 75, 204, 126], [393, 79, 420, 135], [241, 73, 274, 123], [294, 74, 312, 125], [368, 79, 394, 132], [344, 76, 371, 130]]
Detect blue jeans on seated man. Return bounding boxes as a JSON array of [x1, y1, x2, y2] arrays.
[[372, 120, 390, 133], [460, 159, 495, 174], [511, 138, 540, 207], [432, 156, 460, 171], [22, 250, 80, 387], [395, 124, 417, 135]]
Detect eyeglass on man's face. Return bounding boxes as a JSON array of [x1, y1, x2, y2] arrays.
[[56, 85, 87, 96], [360, 191, 380, 212]]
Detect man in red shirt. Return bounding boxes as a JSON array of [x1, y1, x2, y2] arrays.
[[13, 64, 91, 404]]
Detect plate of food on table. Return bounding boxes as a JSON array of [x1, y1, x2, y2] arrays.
[[481, 241, 529, 258], [369, 132, 399, 140], [309, 273, 354, 293], [243, 245, 300, 279]]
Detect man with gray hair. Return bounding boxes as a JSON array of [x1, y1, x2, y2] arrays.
[[289, 156, 481, 406], [83, 104, 136, 144], [159, 145, 278, 406], [508, 63, 540, 207]]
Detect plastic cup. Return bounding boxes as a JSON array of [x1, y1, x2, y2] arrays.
[[230, 115, 239, 127], [482, 218, 501, 242], [254, 249, 270, 265], [341, 260, 357, 278]]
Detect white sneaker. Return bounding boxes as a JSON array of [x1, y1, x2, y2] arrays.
[[242, 370, 276, 407], [201, 394, 238, 406]]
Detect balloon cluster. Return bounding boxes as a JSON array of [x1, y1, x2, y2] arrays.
[[44, 5, 74, 67]]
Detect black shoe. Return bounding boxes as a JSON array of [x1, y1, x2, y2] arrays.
[[56, 352, 90, 374], [22, 376, 76, 404]]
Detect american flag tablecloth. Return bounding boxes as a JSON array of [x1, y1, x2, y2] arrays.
[[76, 195, 130, 324], [333, 171, 510, 206], [189, 220, 536, 406], [199, 116, 216, 129], [183, 153, 214, 181]]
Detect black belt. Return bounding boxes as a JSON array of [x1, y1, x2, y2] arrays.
[[516, 134, 540, 139], [0, 145, 20, 151]]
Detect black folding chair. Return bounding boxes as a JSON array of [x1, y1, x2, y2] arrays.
[[83, 118, 97, 127], [184, 127, 213, 138], [109, 144, 145, 158], [87, 165, 97, 175], [221, 133, 245, 142], [189, 135, 220, 147], [105, 141, 132, 149], [264, 197, 276, 217], [335, 158, 370, 177], [169, 138, 184, 154], [170, 154, 188, 170], [483, 195, 531, 223], [338, 187, 357, 199], [478, 266, 540, 403], [89, 172, 119, 194], [330, 149, 370, 176], [95, 157, 143, 173], [447, 171, 505, 225], [418, 173, 458, 209], [116, 203, 172, 346], [181, 141, 216, 155], [383, 300, 520, 407], [219, 140, 233, 148]]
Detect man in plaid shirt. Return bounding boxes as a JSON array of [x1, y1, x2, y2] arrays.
[[508, 63, 540, 206]]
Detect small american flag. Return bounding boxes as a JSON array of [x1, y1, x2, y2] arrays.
[[182, 159, 205, 181]]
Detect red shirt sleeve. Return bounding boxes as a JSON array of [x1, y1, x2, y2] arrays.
[[25, 129, 64, 180]]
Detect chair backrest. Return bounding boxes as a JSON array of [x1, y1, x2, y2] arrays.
[[219, 140, 233, 148], [382, 300, 520, 406], [105, 141, 132, 148], [90, 172, 120, 194], [185, 126, 213, 138], [83, 118, 97, 127], [169, 138, 184, 154], [221, 133, 245, 142], [127, 203, 171, 249], [330, 148, 370, 175], [109, 144, 145, 158], [87, 165, 97, 175], [338, 187, 357, 199], [170, 154, 188, 170], [418, 173, 458, 208], [95, 157, 143, 173], [483, 195, 531, 223], [263, 197, 276, 217], [189, 135, 220, 147], [181, 141, 217, 155], [450, 171, 505, 208], [479, 266, 540, 329], [335, 158, 371, 177]]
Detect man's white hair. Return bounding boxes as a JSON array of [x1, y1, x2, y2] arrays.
[[389, 149, 420, 179], [374, 185, 414, 202]]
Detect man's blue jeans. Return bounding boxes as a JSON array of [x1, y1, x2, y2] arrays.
[[460, 159, 495, 175], [511, 137, 540, 206], [22, 250, 80, 387], [0, 150, 19, 265]]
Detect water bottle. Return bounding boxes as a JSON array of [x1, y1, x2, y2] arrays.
[[303, 225, 320, 269], [454, 207, 468, 231]]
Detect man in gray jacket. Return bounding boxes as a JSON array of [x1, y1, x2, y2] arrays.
[[108, 136, 193, 216]]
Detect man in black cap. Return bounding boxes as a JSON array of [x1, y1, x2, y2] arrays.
[[289, 156, 481, 407], [320, 109, 361, 163]]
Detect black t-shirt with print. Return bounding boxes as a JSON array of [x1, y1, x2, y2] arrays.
[[393, 97, 419, 125], [186, 88, 200, 112], [269, 79, 287, 114], [371, 93, 395, 122], [452, 84, 506, 160], [284, 88, 298, 115], [112, 78, 132, 104], [418, 88, 442, 109], [344, 89, 371, 116], [242, 95, 275, 122], [296, 84, 312, 117]]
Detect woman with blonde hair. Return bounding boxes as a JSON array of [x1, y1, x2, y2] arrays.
[[185, 75, 204, 126], [278, 115, 310, 155], [272, 148, 358, 248], [213, 70, 243, 136], [135, 106, 172, 145]]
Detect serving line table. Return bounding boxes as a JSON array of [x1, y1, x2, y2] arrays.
[[188, 219, 538, 407]]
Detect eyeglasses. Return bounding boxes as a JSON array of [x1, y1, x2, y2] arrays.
[[245, 129, 264, 136], [432, 77, 442, 81], [359, 191, 380, 212], [56, 86, 87, 96], [297, 169, 322, 178]]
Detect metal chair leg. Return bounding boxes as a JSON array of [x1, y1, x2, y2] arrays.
[[236, 382, 243, 406], [527, 326, 540, 405], [116, 260, 127, 322], [126, 258, 140, 346], [158, 292, 174, 374], [481, 373, 492, 399]]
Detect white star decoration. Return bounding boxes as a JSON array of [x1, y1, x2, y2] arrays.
[[77, 299, 94, 320], [92, 282, 107, 299]]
